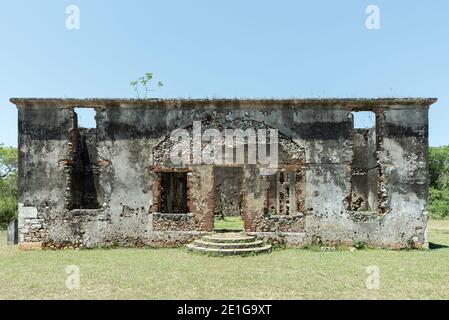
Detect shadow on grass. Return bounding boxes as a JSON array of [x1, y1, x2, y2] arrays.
[[429, 242, 449, 250]]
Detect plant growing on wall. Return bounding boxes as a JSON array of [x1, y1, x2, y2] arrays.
[[130, 72, 163, 99]]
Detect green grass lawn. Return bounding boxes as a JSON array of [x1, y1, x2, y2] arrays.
[[214, 216, 244, 231], [1, 220, 449, 300]]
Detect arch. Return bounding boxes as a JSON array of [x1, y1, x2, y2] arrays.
[[152, 118, 305, 168]]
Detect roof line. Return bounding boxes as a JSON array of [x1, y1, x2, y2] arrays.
[[9, 97, 438, 109]]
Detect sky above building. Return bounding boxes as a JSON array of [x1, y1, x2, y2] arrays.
[[0, 0, 448, 147]]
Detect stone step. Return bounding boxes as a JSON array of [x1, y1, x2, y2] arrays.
[[202, 233, 256, 244], [186, 243, 272, 256], [193, 239, 265, 249], [186, 231, 272, 256]]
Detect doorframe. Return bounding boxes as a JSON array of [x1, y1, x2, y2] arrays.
[[211, 165, 246, 231]]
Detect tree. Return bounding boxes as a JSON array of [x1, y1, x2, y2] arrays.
[[429, 146, 449, 189], [429, 146, 449, 218], [0, 144, 18, 229], [0, 144, 18, 179]]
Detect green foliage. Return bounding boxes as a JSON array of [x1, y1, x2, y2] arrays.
[[353, 241, 368, 250], [429, 146, 449, 189], [214, 216, 244, 231], [0, 144, 18, 229], [429, 146, 449, 219], [130, 72, 163, 99], [429, 188, 449, 219], [0, 143, 18, 179], [0, 174, 18, 229]]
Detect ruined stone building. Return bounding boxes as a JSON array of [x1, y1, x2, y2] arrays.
[[10, 98, 436, 249]]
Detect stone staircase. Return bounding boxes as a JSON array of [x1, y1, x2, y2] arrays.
[[186, 232, 272, 256]]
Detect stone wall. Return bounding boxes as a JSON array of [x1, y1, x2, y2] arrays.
[[11, 98, 436, 249]]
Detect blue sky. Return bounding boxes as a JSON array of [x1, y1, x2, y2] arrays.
[[0, 0, 448, 147]]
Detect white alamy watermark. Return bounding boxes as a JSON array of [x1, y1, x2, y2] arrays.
[[169, 121, 279, 174], [365, 265, 380, 290], [365, 5, 380, 30], [65, 265, 80, 290], [65, 5, 80, 30]]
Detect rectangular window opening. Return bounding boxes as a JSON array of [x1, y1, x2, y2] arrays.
[[351, 111, 378, 212], [160, 172, 188, 213], [267, 171, 297, 215], [352, 111, 375, 129], [74, 107, 97, 129], [70, 108, 99, 209]]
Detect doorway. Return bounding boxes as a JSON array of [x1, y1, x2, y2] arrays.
[[213, 166, 244, 231], [160, 172, 188, 213]]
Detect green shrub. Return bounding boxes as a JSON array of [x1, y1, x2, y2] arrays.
[[429, 188, 449, 219], [0, 143, 18, 229], [0, 173, 17, 229], [353, 241, 368, 250], [429, 146, 449, 190], [428, 146, 449, 219], [0, 203, 17, 229]]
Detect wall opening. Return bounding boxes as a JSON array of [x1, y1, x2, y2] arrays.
[[70, 108, 99, 209], [74, 108, 97, 129], [351, 111, 379, 212], [266, 171, 298, 215], [213, 166, 244, 231], [352, 111, 376, 129], [160, 172, 188, 213]]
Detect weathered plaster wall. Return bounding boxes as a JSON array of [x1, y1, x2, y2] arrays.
[[11, 98, 435, 249], [305, 107, 430, 248], [17, 105, 72, 244]]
